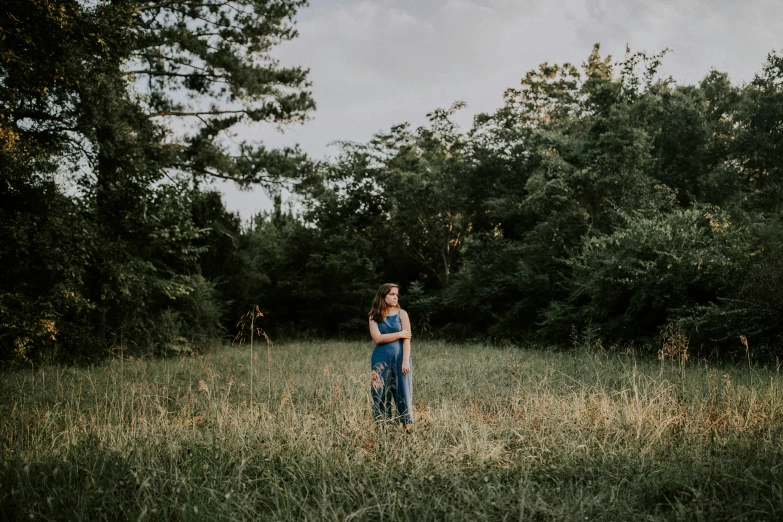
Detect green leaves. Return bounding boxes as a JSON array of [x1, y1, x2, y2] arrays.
[[0, 0, 314, 363], [284, 45, 783, 352], [557, 206, 746, 337], [129, 0, 315, 184]]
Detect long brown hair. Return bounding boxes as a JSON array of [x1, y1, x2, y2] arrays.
[[369, 283, 399, 323]]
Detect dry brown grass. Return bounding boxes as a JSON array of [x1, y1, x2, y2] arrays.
[[1, 341, 782, 520]]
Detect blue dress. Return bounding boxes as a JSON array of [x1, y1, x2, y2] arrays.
[[371, 312, 414, 425]]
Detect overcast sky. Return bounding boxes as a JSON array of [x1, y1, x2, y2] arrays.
[[215, 0, 783, 220]]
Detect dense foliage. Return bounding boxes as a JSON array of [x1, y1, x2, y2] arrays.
[[265, 46, 783, 354], [2, 0, 783, 363], [1, 0, 314, 362]]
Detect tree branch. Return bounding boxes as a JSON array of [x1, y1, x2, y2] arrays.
[[124, 70, 227, 80], [199, 226, 238, 248], [149, 109, 248, 117], [135, 0, 231, 13], [170, 163, 286, 185]]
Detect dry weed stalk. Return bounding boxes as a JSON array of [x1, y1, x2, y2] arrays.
[[740, 334, 750, 369], [659, 323, 689, 366], [659, 323, 690, 397], [234, 305, 272, 405]]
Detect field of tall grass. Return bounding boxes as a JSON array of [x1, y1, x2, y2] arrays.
[[2, 340, 783, 521]]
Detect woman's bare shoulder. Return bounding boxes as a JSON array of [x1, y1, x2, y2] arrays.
[[385, 306, 402, 317]]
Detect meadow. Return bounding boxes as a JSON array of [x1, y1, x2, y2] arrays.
[[2, 340, 783, 521]]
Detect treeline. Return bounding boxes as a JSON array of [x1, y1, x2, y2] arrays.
[[3, 1, 783, 363], [247, 47, 783, 357]]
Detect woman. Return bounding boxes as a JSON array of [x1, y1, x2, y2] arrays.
[[368, 283, 413, 430]]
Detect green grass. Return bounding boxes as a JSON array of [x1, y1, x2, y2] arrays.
[[2, 341, 783, 521]]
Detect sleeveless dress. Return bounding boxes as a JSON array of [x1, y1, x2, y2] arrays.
[[371, 312, 414, 425]]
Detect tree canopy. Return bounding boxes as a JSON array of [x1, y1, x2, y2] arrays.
[[247, 45, 783, 354], [1, 0, 314, 362]]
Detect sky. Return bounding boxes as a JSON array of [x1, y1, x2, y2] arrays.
[[214, 0, 783, 220]]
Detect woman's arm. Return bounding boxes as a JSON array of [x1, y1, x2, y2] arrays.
[[369, 318, 412, 344], [400, 310, 412, 375]]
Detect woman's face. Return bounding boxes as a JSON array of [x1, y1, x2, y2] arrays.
[[384, 287, 399, 308]]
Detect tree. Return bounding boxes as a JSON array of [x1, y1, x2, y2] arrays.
[[127, 0, 314, 186], [0, 0, 316, 362]]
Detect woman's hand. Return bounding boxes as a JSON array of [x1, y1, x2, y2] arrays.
[[397, 329, 412, 340], [402, 359, 411, 375]]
